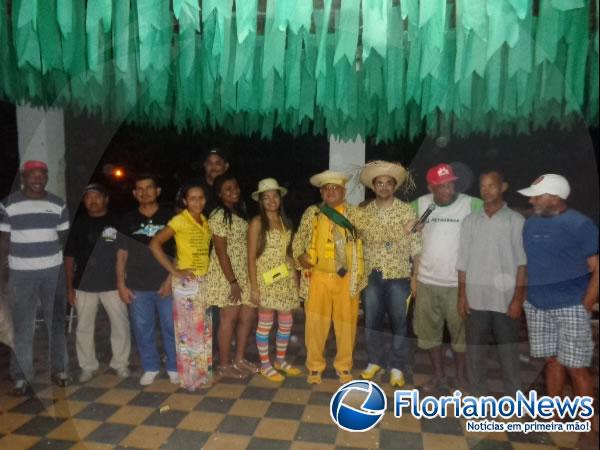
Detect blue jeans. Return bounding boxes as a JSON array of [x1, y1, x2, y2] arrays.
[[9, 267, 69, 382], [129, 291, 176, 372], [362, 271, 410, 371]]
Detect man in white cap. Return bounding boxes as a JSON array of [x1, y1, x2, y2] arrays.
[[518, 174, 598, 407], [358, 161, 421, 388], [0, 160, 70, 395], [292, 170, 369, 384]]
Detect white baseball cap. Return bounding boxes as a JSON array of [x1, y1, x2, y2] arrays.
[[517, 174, 570, 200]]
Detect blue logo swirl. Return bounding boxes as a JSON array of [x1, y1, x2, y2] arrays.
[[330, 381, 387, 432]]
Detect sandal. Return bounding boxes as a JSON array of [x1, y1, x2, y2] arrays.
[[217, 364, 246, 379], [261, 366, 285, 382], [274, 361, 302, 377], [307, 370, 322, 385], [233, 359, 259, 375], [336, 370, 353, 384], [419, 376, 448, 393]]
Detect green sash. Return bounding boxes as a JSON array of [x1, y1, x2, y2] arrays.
[[319, 204, 357, 238]]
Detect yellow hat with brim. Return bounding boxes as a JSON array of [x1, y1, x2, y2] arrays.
[[309, 170, 350, 188], [251, 178, 288, 201], [359, 161, 408, 192]]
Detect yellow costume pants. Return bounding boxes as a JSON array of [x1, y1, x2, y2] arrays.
[[305, 270, 359, 373]]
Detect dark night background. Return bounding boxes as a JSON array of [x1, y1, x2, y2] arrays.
[[1, 100, 598, 226]]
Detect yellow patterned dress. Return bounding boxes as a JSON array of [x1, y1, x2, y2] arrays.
[[205, 208, 253, 307], [256, 229, 299, 311]]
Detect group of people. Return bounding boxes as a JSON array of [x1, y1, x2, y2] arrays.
[[0, 150, 597, 408]]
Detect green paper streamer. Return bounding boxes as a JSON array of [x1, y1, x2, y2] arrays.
[[0, 0, 597, 141]]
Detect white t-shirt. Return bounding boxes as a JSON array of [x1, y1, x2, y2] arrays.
[[414, 193, 482, 287]]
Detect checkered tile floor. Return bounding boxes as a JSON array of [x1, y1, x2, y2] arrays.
[[0, 309, 597, 449]]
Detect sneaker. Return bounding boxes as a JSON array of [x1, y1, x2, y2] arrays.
[[52, 372, 70, 387], [139, 371, 159, 386], [79, 370, 95, 383], [260, 366, 285, 382], [11, 380, 30, 397], [390, 369, 405, 388], [274, 361, 302, 377], [360, 363, 384, 380], [116, 367, 130, 379], [167, 371, 180, 384]]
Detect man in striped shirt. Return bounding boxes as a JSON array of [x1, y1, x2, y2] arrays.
[[0, 160, 70, 396]]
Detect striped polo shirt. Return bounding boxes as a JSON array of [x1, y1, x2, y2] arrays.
[[0, 190, 69, 270]]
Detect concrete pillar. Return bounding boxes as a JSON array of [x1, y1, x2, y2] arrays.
[[329, 136, 365, 205], [16, 106, 66, 199]]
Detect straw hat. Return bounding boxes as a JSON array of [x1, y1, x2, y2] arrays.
[[251, 178, 288, 201], [359, 161, 408, 191], [309, 170, 350, 188]]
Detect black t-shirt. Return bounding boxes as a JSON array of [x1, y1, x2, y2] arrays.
[[117, 206, 174, 291], [65, 212, 120, 292]]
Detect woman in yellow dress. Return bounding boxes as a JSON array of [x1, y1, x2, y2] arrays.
[[205, 172, 258, 379], [248, 179, 301, 382], [149, 182, 212, 390]]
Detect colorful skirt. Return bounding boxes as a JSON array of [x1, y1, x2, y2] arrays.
[[172, 276, 212, 391]]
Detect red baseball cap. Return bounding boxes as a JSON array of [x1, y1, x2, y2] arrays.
[[426, 163, 458, 185], [22, 160, 48, 172]]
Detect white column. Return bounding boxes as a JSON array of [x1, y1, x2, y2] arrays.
[[16, 106, 66, 199], [329, 136, 366, 205]]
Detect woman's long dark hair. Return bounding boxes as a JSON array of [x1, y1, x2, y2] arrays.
[[256, 191, 293, 258], [213, 171, 247, 226]]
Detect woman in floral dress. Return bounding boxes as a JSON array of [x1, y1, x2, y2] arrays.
[[248, 178, 301, 382], [149, 182, 212, 390], [205, 172, 258, 379]]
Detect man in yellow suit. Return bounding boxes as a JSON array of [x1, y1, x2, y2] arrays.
[[293, 170, 369, 384]]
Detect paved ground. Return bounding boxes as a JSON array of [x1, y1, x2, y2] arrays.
[[0, 307, 596, 449]]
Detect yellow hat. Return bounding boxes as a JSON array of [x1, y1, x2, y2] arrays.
[[309, 170, 350, 188], [251, 178, 288, 201], [359, 161, 408, 192]]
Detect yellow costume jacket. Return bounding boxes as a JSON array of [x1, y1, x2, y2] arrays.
[[292, 203, 370, 299]]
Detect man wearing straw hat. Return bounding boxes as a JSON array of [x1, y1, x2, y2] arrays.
[[358, 161, 421, 388], [293, 170, 369, 384]]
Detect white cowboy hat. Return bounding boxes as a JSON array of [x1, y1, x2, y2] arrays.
[[309, 170, 350, 188], [359, 161, 408, 191], [251, 178, 288, 201]]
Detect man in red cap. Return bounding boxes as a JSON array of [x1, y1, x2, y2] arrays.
[[0, 160, 70, 395], [411, 163, 482, 392]]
